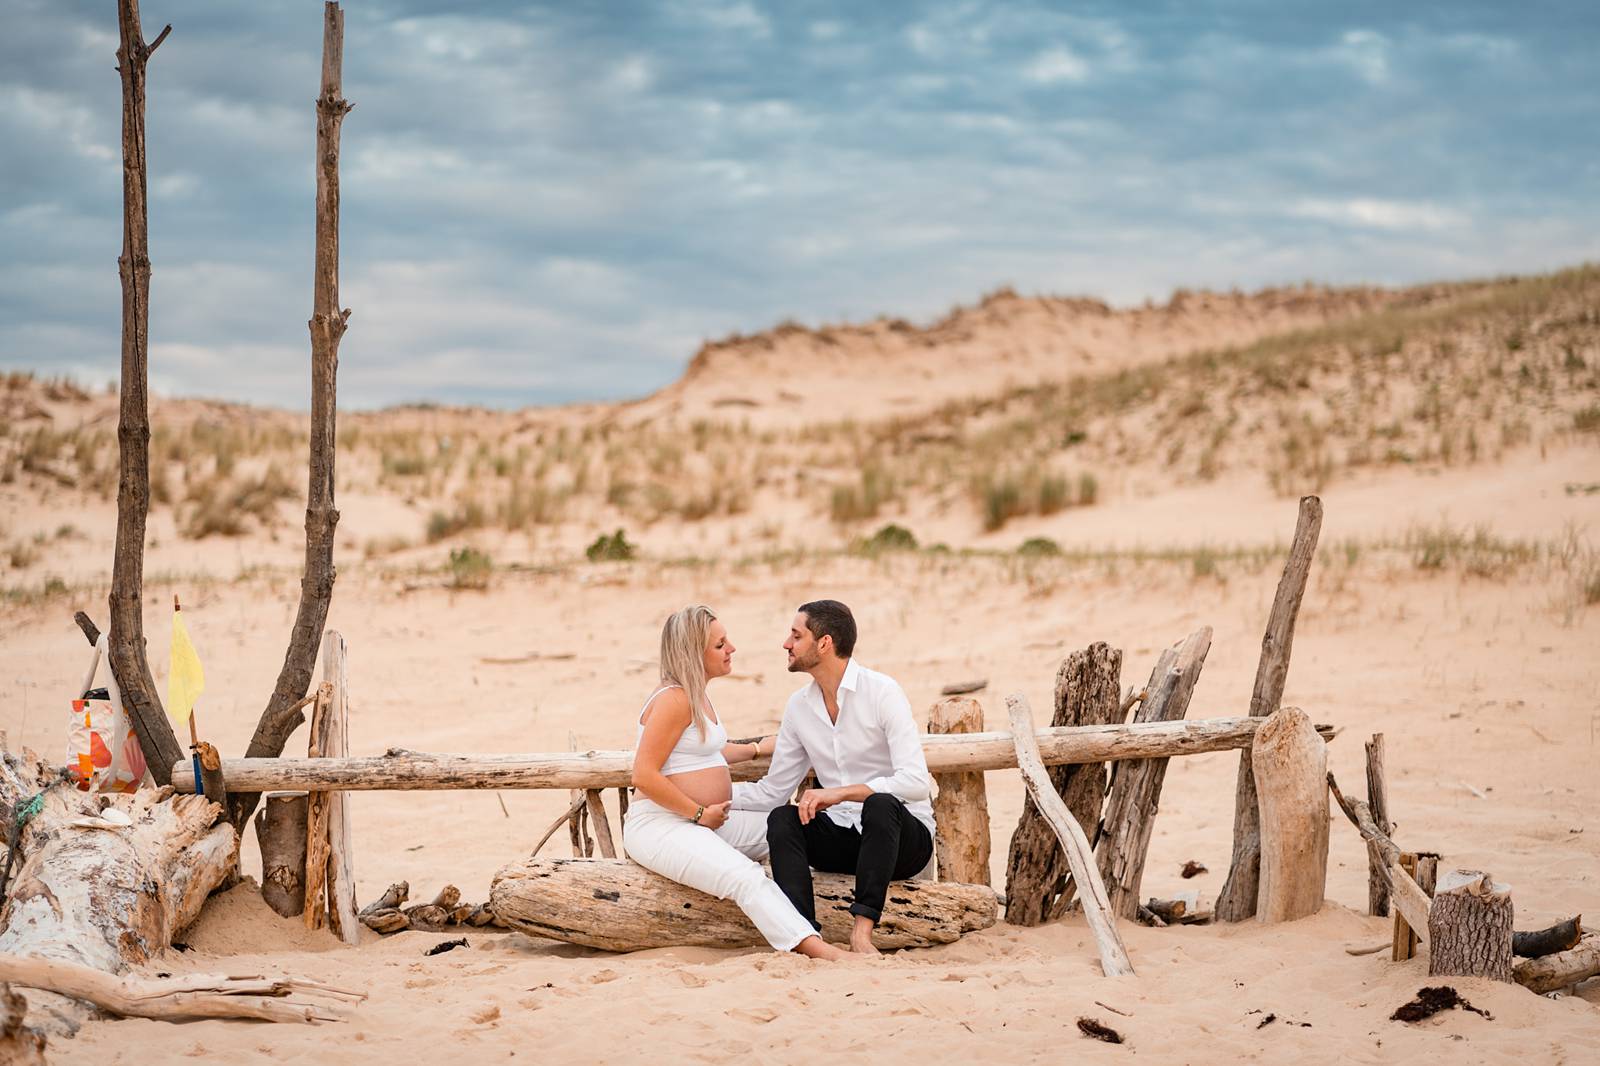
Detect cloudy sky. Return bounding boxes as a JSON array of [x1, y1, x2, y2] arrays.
[[3, 1, 1596, 409]]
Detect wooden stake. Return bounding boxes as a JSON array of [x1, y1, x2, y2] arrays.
[[1005, 693, 1134, 977], [1392, 854, 1418, 960], [1217, 495, 1322, 922], [1364, 733, 1390, 917], [930, 696, 991, 886], [585, 790, 617, 859], [302, 683, 333, 931], [568, 732, 592, 857], [1097, 629, 1211, 920], [228, 0, 352, 834], [320, 630, 359, 944], [1252, 707, 1328, 923]]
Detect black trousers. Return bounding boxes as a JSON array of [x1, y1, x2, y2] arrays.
[[767, 792, 934, 927]]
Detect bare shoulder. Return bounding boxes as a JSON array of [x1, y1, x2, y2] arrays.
[[640, 685, 692, 728]]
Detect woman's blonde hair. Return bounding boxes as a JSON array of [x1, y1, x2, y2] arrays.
[[660, 604, 718, 740]]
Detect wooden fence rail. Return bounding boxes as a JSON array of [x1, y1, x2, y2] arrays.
[[172, 716, 1333, 794]]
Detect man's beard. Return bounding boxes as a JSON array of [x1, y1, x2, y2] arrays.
[[786, 648, 820, 673]]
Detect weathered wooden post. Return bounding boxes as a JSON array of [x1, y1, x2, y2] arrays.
[[1365, 733, 1390, 916], [1096, 628, 1211, 920], [1217, 495, 1323, 921], [1429, 870, 1514, 981], [229, 0, 353, 834], [1251, 707, 1328, 923], [1005, 644, 1120, 923], [1005, 694, 1134, 977], [929, 696, 991, 886], [256, 792, 309, 917]]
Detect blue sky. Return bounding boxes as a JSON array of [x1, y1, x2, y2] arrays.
[[3, 1, 1596, 409]]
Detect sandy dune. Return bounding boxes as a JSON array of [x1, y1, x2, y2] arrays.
[[2, 269, 1599, 1062]]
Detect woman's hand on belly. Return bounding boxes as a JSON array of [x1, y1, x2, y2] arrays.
[[665, 766, 733, 808]]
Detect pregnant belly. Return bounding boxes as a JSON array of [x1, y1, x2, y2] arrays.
[[664, 765, 733, 807]]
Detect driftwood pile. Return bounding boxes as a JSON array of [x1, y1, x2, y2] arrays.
[[358, 882, 501, 934]]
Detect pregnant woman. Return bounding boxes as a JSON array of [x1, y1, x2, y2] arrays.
[[624, 604, 849, 960]]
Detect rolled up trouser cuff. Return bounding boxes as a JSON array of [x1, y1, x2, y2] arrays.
[[848, 901, 882, 923]]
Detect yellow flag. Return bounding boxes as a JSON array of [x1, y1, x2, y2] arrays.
[[168, 608, 205, 727]]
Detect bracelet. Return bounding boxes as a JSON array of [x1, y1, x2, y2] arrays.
[[691, 804, 705, 824]]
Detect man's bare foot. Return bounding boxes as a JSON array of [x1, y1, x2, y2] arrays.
[[794, 935, 851, 961], [850, 916, 881, 955]]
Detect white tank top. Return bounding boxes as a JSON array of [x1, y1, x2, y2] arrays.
[[636, 684, 728, 775]]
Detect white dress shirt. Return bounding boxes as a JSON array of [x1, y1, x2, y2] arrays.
[[732, 659, 935, 835]]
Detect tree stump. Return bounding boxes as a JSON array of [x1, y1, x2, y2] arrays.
[[1252, 707, 1327, 923], [1429, 870, 1514, 982], [1004, 643, 1120, 925], [255, 791, 309, 917], [929, 696, 990, 886]]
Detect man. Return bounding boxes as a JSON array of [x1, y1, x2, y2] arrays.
[[730, 600, 935, 954]]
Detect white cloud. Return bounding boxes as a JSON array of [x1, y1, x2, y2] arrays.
[[671, 1, 771, 39], [1024, 47, 1091, 85], [1337, 29, 1391, 86], [809, 20, 843, 41], [1288, 197, 1467, 231]]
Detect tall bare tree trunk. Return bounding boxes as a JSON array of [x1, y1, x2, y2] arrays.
[[109, 1, 182, 786], [228, 2, 352, 832]]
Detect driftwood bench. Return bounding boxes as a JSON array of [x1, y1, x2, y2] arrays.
[[489, 858, 998, 952]]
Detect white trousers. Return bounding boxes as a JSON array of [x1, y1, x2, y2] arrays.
[[623, 796, 816, 952]]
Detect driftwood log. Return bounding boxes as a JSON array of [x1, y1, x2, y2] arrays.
[[1005, 643, 1120, 925], [1515, 916, 1582, 958], [1096, 629, 1211, 920], [489, 858, 996, 951], [929, 696, 991, 886], [1365, 733, 1391, 917], [1217, 495, 1323, 921], [1429, 869, 1514, 981], [255, 791, 309, 917], [174, 716, 1335, 793], [1514, 934, 1600, 994], [1251, 707, 1328, 923], [228, 0, 352, 835], [107, 0, 184, 787], [0, 748, 237, 1033], [0, 954, 361, 1024], [1005, 694, 1134, 976]]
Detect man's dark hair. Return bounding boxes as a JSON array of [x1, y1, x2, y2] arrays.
[[798, 599, 856, 659]]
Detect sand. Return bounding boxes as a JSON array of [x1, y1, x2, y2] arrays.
[[2, 280, 1599, 1063]]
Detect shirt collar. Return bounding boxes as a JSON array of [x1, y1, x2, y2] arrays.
[[839, 658, 861, 693]]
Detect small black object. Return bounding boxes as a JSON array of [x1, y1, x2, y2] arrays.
[[1391, 986, 1493, 1023], [592, 889, 620, 902], [1077, 1017, 1123, 1044], [171, 941, 191, 952], [1256, 1013, 1277, 1029], [425, 937, 469, 956]]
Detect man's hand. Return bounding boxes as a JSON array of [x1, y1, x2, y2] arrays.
[[697, 801, 731, 830], [797, 787, 851, 825]]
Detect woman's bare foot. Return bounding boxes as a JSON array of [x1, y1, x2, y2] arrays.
[[850, 916, 881, 956], [794, 934, 851, 961]]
